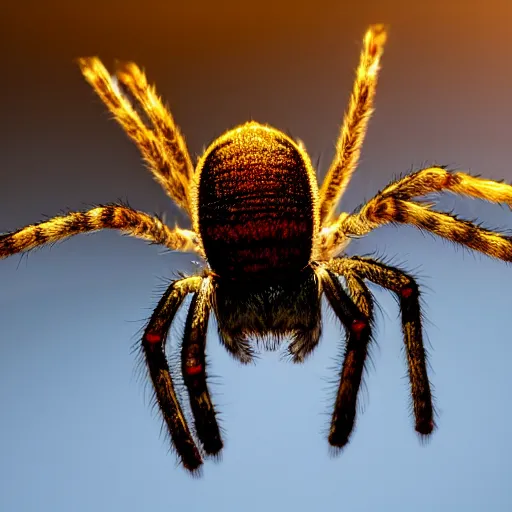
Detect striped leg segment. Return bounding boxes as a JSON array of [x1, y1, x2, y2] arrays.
[[328, 257, 435, 436], [318, 267, 372, 449], [374, 166, 512, 205], [0, 204, 197, 258], [325, 198, 512, 262], [142, 276, 203, 473], [181, 276, 223, 456]]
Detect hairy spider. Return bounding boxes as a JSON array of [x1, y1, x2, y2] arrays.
[[2, 25, 512, 474]]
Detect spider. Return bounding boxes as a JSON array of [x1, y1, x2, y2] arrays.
[[2, 24, 512, 475]]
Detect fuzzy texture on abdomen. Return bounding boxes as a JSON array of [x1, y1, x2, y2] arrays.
[[196, 123, 316, 279]]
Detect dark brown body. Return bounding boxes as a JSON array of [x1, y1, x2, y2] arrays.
[[196, 122, 318, 279]]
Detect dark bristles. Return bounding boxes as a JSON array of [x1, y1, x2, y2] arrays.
[[181, 279, 224, 456]]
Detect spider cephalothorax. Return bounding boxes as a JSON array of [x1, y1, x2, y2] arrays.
[[3, 25, 512, 474]]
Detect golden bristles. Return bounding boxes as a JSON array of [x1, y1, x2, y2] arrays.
[[78, 57, 193, 215], [318, 24, 387, 224]]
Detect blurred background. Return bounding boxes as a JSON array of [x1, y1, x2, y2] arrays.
[[1, 0, 512, 510]]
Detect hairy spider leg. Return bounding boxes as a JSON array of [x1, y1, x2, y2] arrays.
[[0, 204, 196, 258], [115, 62, 194, 185], [335, 198, 512, 262], [338, 268, 374, 321], [329, 257, 435, 435], [181, 276, 223, 456], [318, 24, 387, 224], [142, 276, 204, 473], [318, 267, 373, 448], [373, 166, 512, 205], [78, 58, 192, 214]]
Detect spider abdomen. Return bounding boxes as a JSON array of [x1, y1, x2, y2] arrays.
[[195, 122, 318, 279]]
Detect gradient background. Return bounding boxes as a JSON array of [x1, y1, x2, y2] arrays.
[[2, 1, 512, 510]]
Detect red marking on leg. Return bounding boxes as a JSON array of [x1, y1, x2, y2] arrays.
[[351, 319, 367, 338], [144, 332, 161, 344], [400, 286, 413, 298], [185, 364, 203, 376]]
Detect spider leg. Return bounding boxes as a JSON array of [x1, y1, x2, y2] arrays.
[[318, 25, 387, 224], [142, 275, 203, 473], [339, 268, 374, 320], [372, 165, 512, 205], [115, 62, 194, 185], [78, 58, 192, 215], [328, 257, 435, 436], [321, 198, 512, 261], [181, 276, 223, 456], [0, 204, 197, 259], [317, 267, 372, 449]]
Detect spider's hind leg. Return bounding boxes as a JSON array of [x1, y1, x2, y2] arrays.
[[142, 275, 203, 473]]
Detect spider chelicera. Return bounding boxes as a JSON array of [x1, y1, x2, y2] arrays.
[[2, 25, 512, 474]]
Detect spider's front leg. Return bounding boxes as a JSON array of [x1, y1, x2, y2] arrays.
[[181, 276, 223, 457], [0, 204, 198, 258], [328, 256, 435, 437], [142, 275, 204, 473], [317, 267, 373, 449]]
